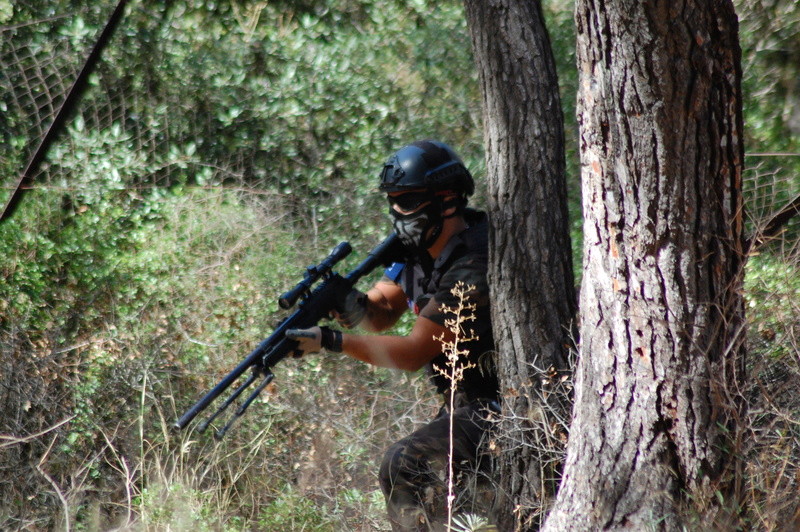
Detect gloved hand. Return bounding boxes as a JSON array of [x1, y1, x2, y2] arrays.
[[334, 288, 368, 329], [285, 326, 343, 356]]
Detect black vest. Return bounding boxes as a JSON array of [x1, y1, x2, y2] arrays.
[[394, 210, 499, 402]]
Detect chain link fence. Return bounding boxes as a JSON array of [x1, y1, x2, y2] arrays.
[[1, 1, 798, 528]]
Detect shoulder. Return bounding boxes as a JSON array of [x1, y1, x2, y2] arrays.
[[460, 209, 488, 255], [446, 210, 490, 272], [435, 235, 490, 305]]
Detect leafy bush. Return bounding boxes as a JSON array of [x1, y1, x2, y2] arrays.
[[745, 253, 800, 361], [2, 0, 798, 529]]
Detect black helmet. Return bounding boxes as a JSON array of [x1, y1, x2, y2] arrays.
[[379, 140, 474, 196]]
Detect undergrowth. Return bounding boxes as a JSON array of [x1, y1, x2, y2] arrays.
[[1, 195, 797, 531], [0, 188, 438, 530], [2, 189, 799, 531]]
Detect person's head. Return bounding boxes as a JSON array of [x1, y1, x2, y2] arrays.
[[379, 140, 473, 251]]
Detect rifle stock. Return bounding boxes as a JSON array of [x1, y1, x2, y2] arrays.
[[173, 233, 403, 435]]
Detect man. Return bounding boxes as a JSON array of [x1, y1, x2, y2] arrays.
[[286, 140, 499, 531]]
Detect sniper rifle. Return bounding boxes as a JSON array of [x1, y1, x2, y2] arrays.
[[173, 233, 404, 439]]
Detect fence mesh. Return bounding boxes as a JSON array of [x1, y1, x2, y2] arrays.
[[2, 3, 798, 248], [1, 2, 247, 210], [1, 2, 798, 529]]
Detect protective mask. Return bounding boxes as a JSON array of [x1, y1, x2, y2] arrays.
[[391, 205, 442, 251]]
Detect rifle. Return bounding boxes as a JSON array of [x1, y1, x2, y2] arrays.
[[174, 233, 404, 439]]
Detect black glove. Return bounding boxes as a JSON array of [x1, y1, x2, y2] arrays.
[[335, 288, 367, 329], [285, 326, 343, 356]]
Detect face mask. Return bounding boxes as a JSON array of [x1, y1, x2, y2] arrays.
[[390, 205, 443, 251]]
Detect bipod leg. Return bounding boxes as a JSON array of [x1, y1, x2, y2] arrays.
[[215, 370, 275, 440], [198, 368, 259, 433]]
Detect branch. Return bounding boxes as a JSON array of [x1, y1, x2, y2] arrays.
[[749, 193, 800, 252], [0, 416, 75, 448]]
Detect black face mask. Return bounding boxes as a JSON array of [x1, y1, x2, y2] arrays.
[[390, 203, 443, 251]]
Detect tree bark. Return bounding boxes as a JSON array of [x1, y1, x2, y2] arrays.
[[543, 0, 747, 530], [464, 1, 577, 530]]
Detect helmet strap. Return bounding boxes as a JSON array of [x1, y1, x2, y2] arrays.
[[439, 194, 467, 219]]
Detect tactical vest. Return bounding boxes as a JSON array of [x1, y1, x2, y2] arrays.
[[385, 209, 499, 402]]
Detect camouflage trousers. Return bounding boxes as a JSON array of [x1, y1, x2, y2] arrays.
[[379, 399, 499, 531]]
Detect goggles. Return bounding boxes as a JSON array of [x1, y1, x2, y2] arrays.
[[386, 191, 434, 213]]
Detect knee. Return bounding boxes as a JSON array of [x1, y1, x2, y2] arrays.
[[379, 440, 406, 496]]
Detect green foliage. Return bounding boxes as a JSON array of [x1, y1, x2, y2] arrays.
[[0, 0, 12, 23], [2, 0, 799, 529], [737, 0, 800, 156], [87, 0, 483, 250], [257, 484, 337, 531], [0, 0, 523, 528], [737, 0, 800, 238], [0, 189, 161, 337], [744, 253, 800, 360], [134, 482, 251, 532]]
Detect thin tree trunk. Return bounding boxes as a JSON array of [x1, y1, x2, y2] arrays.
[[464, 1, 577, 529], [544, 0, 747, 529]]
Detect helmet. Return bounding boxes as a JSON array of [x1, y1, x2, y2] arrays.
[[380, 140, 473, 252], [379, 140, 474, 196]]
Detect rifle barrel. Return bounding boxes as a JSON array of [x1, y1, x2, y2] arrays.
[[173, 233, 402, 434], [173, 336, 272, 430], [347, 233, 401, 281]]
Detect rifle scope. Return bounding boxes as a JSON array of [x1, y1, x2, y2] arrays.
[[278, 241, 352, 309]]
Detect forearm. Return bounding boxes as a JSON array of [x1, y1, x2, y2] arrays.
[[360, 307, 402, 333], [358, 283, 408, 332], [340, 333, 427, 371], [339, 314, 452, 372]]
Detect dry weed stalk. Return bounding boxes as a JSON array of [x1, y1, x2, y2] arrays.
[[433, 281, 479, 530]]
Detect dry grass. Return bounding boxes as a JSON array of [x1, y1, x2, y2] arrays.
[[1, 190, 797, 531]]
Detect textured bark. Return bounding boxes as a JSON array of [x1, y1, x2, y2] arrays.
[[543, 0, 747, 530], [464, 1, 577, 530]]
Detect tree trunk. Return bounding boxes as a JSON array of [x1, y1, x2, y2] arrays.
[[464, 1, 577, 530], [543, 1, 747, 530]]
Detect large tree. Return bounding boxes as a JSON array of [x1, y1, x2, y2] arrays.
[[543, 0, 747, 529], [464, 1, 577, 530]]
